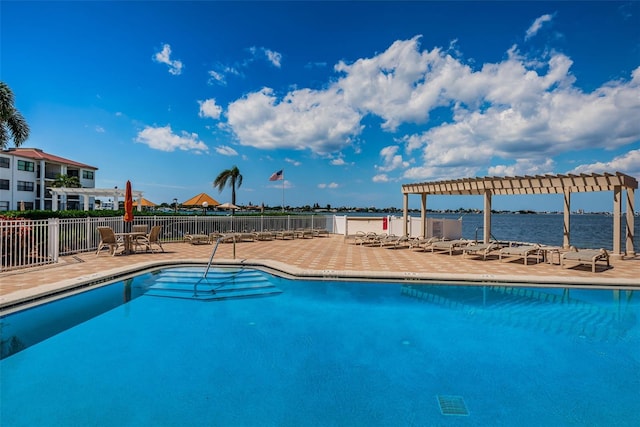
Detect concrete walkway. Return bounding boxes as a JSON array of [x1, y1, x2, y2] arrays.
[[2, 235, 639, 311]]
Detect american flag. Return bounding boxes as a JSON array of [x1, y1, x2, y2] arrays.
[[269, 169, 283, 181]]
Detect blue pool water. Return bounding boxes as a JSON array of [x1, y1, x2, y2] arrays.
[[1, 267, 639, 426]]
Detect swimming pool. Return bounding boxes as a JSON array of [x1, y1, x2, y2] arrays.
[[1, 267, 639, 426]]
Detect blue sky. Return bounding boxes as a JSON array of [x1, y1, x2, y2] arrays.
[[2, 1, 639, 212]]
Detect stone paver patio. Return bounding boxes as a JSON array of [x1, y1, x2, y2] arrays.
[[2, 234, 639, 311]]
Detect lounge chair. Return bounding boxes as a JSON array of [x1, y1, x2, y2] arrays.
[[275, 230, 295, 240], [236, 232, 256, 242], [362, 232, 388, 246], [354, 231, 377, 245], [499, 244, 542, 265], [253, 231, 274, 241], [462, 241, 502, 260], [379, 234, 411, 249], [313, 228, 329, 237], [133, 225, 165, 253], [561, 247, 610, 273], [96, 226, 124, 256], [430, 239, 470, 255], [183, 234, 210, 245], [409, 236, 440, 251], [294, 229, 314, 239]]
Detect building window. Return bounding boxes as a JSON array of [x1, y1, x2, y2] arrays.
[[82, 170, 94, 180], [0, 179, 9, 190], [0, 201, 9, 211], [0, 157, 9, 168], [17, 160, 35, 172], [17, 181, 34, 191]]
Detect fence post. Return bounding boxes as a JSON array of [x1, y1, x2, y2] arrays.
[[49, 218, 59, 262], [85, 217, 92, 253]]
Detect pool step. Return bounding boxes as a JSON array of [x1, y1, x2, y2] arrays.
[[144, 269, 282, 301]]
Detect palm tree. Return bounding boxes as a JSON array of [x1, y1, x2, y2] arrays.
[[51, 174, 81, 188], [0, 82, 30, 149], [50, 174, 81, 211], [213, 166, 243, 211]]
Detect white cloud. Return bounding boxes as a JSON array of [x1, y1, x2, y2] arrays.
[[525, 14, 553, 40], [226, 87, 363, 154], [95, 126, 105, 133], [222, 36, 640, 182], [249, 47, 283, 67], [376, 145, 410, 172], [569, 149, 640, 177], [488, 158, 555, 177], [208, 66, 240, 86], [208, 70, 225, 85], [372, 174, 389, 183], [198, 99, 222, 120], [318, 182, 339, 189], [153, 44, 183, 75], [215, 145, 238, 156], [285, 157, 301, 166], [265, 49, 282, 68], [135, 125, 208, 153], [330, 157, 346, 166]]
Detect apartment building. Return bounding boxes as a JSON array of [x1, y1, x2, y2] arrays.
[[0, 148, 97, 211]]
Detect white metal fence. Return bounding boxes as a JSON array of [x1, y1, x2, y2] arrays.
[[1, 215, 334, 272]]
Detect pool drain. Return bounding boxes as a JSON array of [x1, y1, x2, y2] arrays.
[[437, 395, 469, 416]]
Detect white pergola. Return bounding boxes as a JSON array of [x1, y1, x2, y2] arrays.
[[49, 187, 144, 212], [401, 172, 637, 257]]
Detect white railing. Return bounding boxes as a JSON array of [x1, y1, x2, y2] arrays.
[[1, 218, 55, 271], [0, 215, 334, 272]]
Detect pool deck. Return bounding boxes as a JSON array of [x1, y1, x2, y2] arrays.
[[1, 234, 639, 311]]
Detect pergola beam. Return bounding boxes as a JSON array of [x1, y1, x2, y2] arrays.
[[401, 172, 637, 257]]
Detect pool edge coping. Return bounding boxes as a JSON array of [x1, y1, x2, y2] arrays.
[[2, 257, 639, 314]]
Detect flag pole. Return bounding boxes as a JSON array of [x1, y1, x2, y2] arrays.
[[281, 169, 285, 212]]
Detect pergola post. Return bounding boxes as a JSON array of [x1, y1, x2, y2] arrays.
[[613, 186, 622, 256], [52, 191, 59, 211], [402, 193, 409, 236], [483, 190, 492, 243], [83, 194, 90, 211], [420, 193, 427, 238], [626, 187, 636, 257], [39, 159, 46, 210], [563, 189, 571, 249]]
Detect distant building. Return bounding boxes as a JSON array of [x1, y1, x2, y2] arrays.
[[0, 148, 97, 211]]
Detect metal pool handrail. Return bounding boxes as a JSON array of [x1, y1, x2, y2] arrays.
[[203, 237, 223, 279]]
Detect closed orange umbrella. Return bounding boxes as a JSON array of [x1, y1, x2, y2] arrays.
[[124, 180, 134, 224]]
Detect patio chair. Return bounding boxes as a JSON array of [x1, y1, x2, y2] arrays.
[[561, 247, 609, 273], [96, 226, 124, 256], [132, 224, 148, 233], [134, 225, 165, 253]]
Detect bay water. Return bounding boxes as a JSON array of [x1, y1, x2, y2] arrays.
[[413, 213, 638, 250]]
